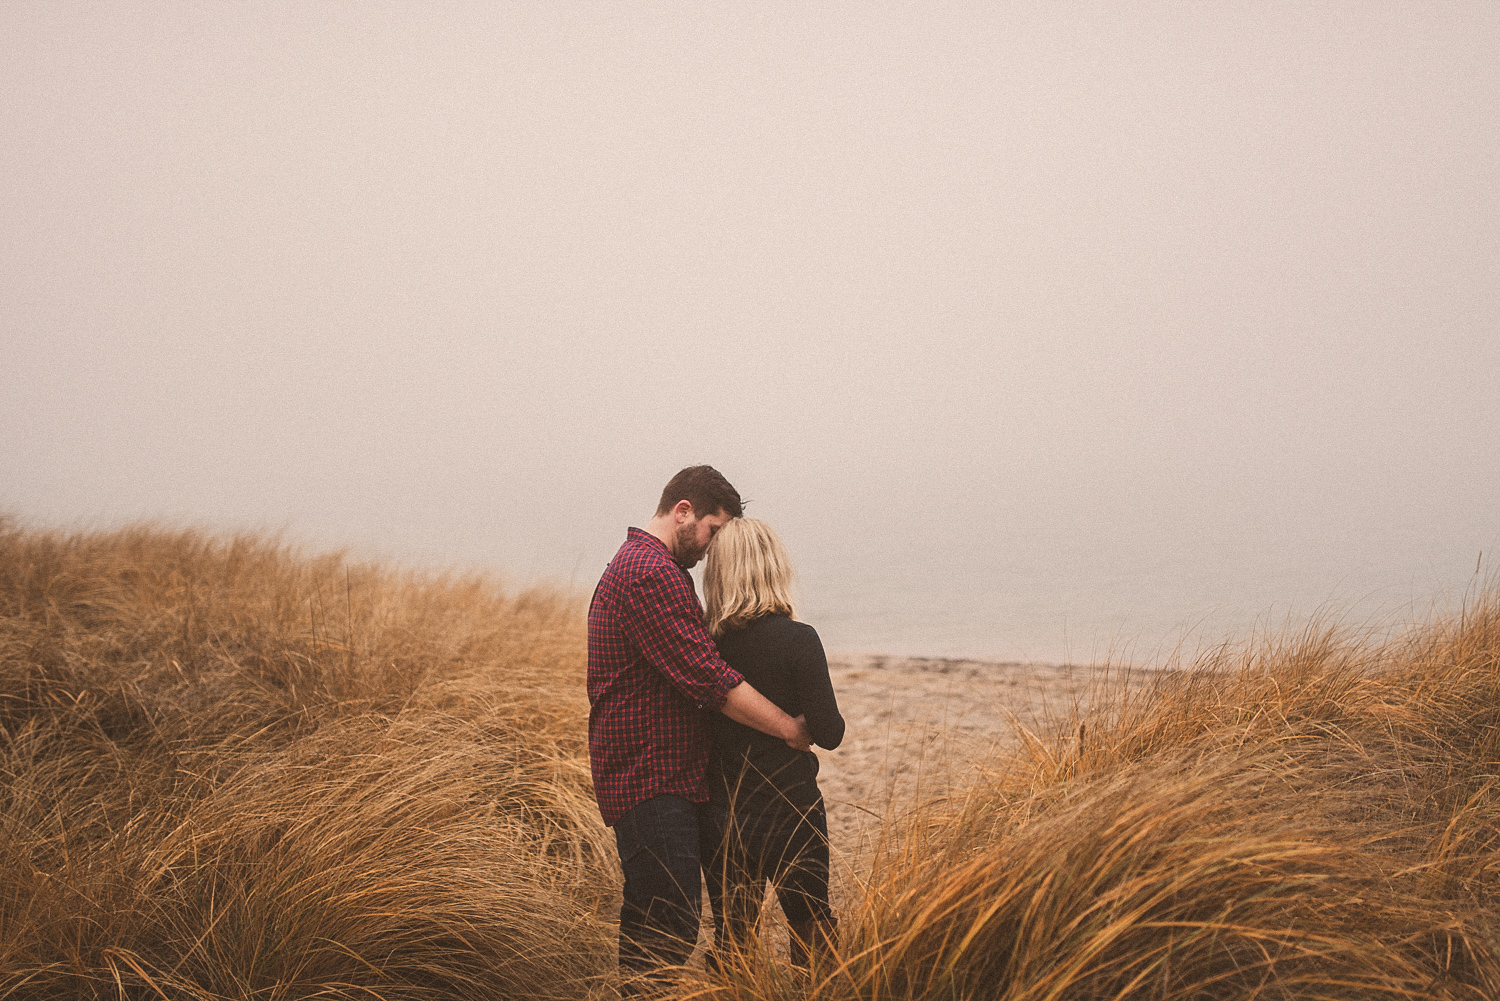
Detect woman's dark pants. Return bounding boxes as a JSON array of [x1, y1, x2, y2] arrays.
[[703, 796, 835, 962], [612, 794, 717, 990]]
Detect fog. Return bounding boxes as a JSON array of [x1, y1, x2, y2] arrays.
[[4, 3, 1498, 661]]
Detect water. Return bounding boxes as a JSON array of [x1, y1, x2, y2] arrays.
[[762, 512, 1494, 665]]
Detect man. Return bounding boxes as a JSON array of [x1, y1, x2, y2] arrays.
[[587, 465, 812, 989]]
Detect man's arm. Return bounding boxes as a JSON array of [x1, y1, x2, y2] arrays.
[[616, 563, 812, 748], [619, 567, 745, 710], [722, 681, 814, 751]]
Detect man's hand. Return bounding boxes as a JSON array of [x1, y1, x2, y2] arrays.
[[783, 714, 813, 752]]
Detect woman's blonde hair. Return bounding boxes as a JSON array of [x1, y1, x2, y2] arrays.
[[703, 518, 796, 638]]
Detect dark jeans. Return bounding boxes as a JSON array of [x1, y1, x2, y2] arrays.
[[613, 794, 716, 988], [702, 796, 834, 958]]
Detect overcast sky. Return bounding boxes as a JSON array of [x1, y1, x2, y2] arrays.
[[4, 2, 1497, 661]]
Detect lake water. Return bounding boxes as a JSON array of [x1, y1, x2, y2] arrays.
[[739, 513, 1495, 666]]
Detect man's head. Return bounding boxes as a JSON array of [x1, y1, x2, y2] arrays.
[[651, 465, 743, 568]]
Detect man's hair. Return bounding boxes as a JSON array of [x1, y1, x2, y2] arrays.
[[702, 518, 794, 637], [655, 465, 743, 519]]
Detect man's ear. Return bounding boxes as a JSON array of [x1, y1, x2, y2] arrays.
[[673, 499, 695, 524]]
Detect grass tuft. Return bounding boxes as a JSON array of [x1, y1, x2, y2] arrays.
[[0, 518, 613, 1000]]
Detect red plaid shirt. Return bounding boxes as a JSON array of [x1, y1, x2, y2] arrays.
[[587, 528, 745, 825]]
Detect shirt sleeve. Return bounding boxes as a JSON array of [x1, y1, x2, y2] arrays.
[[793, 625, 845, 750], [620, 564, 744, 710]]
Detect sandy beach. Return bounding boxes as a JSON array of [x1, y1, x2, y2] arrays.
[[820, 657, 1120, 831], [803, 655, 1150, 916]]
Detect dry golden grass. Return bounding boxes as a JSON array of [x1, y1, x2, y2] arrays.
[[0, 517, 615, 999], [5, 517, 1500, 1000], [698, 605, 1500, 1000]]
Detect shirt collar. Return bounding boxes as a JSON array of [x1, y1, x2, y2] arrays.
[[627, 526, 669, 553], [627, 526, 685, 567]]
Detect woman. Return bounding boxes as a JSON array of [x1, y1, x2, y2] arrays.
[[701, 518, 845, 968]]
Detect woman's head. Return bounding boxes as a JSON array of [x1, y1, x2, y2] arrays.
[[703, 517, 796, 637]]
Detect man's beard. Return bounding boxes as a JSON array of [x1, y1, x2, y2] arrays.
[[673, 522, 707, 568]]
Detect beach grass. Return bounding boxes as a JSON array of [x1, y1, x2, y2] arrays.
[[702, 606, 1500, 1000], [0, 517, 614, 999], [3, 517, 1498, 999]]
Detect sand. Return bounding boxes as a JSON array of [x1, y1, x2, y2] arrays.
[[814, 655, 1135, 907], [818, 657, 1137, 833]]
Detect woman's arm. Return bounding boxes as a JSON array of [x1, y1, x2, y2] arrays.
[[794, 626, 845, 750]]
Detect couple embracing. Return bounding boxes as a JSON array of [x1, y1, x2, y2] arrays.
[[587, 465, 845, 992]]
